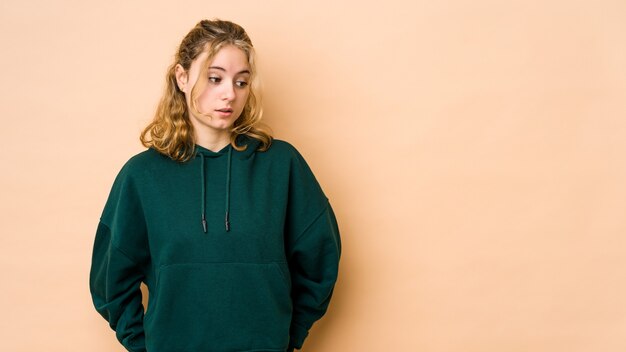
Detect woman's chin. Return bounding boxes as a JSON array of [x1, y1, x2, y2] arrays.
[[210, 121, 235, 131], [191, 115, 238, 134]]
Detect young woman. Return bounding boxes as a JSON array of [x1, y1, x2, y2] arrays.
[[89, 19, 341, 352]]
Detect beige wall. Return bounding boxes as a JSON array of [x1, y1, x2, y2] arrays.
[[1, 0, 625, 351]]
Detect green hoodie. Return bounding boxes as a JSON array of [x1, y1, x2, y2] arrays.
[[89, 135, 341, 352]]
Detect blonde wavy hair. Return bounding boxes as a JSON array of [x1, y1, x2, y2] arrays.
[[140, 19, 272, 162]]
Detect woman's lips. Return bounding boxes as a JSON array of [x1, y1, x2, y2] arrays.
[[215, 108, 233, 117]]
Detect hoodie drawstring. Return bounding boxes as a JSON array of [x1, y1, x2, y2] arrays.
[[199, 144, 232, 234], [224, 145, 232, 232], [200, 153, 207, 233]]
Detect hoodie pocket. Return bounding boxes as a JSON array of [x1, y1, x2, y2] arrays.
[[144, 261, 292, 351]]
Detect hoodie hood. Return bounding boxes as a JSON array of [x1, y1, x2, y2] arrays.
[[194, 134, 262, 234], [193, 134, 261, 159]]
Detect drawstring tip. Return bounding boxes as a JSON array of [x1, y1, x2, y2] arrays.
[[201, 217, 207, 233], [225, 212, 230, 232]]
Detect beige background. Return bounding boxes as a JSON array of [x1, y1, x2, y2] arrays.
[[1, 0, 625, 351]]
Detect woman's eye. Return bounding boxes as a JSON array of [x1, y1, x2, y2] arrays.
[[235, 80, 249, 88], [209, 76, 221, 83]]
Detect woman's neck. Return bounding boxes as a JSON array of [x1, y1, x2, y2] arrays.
[[195, 130, 232, 152]]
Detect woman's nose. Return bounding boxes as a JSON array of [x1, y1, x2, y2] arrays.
[[222, 82, 236, 101]]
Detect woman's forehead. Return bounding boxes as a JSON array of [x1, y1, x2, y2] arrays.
[[203, 46, 250, 72]]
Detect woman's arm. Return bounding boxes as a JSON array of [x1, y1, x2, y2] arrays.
[[286, 201, 341, 351], [89, 161, 150, 352], [90, 221, 147, 352], [282, 143, 342, 350]]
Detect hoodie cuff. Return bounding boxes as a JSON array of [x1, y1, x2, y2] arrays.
[[289, 321, 309, 350], [124, 333, 146, 352]]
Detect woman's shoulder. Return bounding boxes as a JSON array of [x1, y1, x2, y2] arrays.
[[114, 147, 170, 180], [264, 138, 322, 180], [266, 138, 329, 204], [264, 138, 307, 161]]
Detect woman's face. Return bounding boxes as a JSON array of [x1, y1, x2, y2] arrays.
[[176, 45, 251, 134]]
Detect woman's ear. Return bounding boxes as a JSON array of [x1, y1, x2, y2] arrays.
[[174, 64, 188, 92]]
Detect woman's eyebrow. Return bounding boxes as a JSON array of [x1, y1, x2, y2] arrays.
[[209, 66, 250, 75]]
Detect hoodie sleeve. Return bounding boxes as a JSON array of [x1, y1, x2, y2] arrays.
[[283, 146, 342, 350], [89, 163, 150, 352]]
